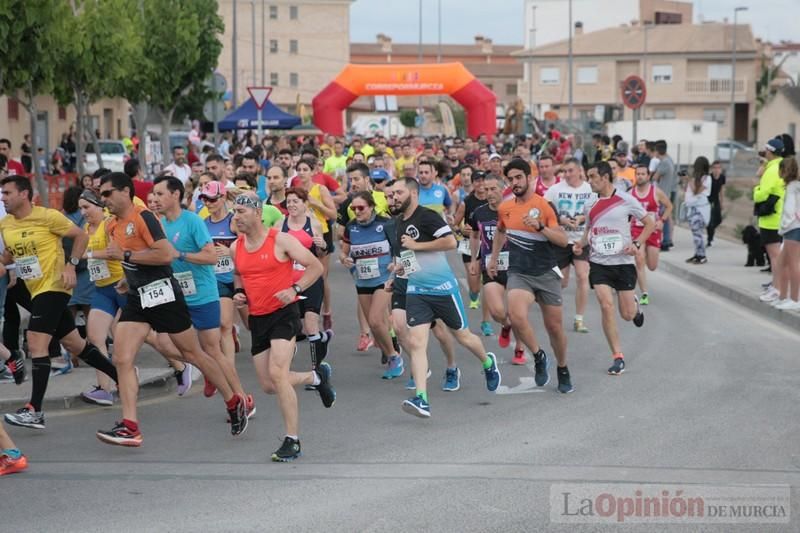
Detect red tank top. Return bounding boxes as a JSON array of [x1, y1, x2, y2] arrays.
[[535, 176, 560, 196], [234, 228, 295, 315], [630, 184, 658, 227]]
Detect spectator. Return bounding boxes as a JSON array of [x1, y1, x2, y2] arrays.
[[124, 158, 153, 203], [774, 157, 800, 310], [707, 160, 726, 246], [652, 140, 677, 250], [755, 138, 785, 302], [0, 139, 25, 175], [683, 156, 712, 264]]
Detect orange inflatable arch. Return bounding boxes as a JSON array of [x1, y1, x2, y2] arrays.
[[312, 63, 496, 140]]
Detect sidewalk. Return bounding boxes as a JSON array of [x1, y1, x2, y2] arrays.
[[658, 226, 800, 329]]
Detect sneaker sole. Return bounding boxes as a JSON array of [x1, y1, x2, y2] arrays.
[[96, 433, 142, 447], [608, 369, 626, 376], [271, 451, 302, 462], [557, 383, 575, 393], [402, 401, 431, 418], [511, 357, 527, 365], [485, 354, 502, 391], [81, 395, 113, 407], [4, 416, 44, 430]]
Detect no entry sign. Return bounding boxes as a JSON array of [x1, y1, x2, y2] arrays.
[[621, 75, 646, 110]]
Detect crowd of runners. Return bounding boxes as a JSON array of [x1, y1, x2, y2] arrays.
[[0, 130, 681, 473]]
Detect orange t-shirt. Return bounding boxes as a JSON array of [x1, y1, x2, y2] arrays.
[[106, 205, 172, 290], [497, 193, 559, 275]]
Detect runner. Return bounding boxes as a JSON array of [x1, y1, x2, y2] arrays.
[[468, 174, 527, 365], [488, 158, 573, 393], [340, 191, 401, 378], [417, 159, 453, 218], [389, 178, 501, 418], [1, 176, 119, 429], [534, 155, 560, 196], [96, 172, 246, 446], [230, 192, 335, 461], [573, 162, 654, 375], [544, 157, 596, 333], [630, 164, 672, 304]]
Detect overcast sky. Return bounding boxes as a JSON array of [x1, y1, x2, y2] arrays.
[[350, 0, 795, 46]]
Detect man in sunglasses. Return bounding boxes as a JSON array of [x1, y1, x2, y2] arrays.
[[96, 172, 247, 447], [230, 192, 335, 462]]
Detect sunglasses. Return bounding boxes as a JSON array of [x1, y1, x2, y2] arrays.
[[100, 189, 117, 198], [352, 205, 369, 212], [234, 194, 262, 210], [202, 196, 222, 203]]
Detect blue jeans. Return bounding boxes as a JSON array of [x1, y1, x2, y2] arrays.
[[662, 191, 677, 247]]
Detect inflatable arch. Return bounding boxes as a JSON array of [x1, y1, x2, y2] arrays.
[[312, 63, 496, 140]]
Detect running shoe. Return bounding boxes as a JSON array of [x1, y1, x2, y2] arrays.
[[357, 333, 374, 352], [573, 318, 589, 333], [533, 350, 549, 387], [469, 298, 480, 310], [0, 366, 14, 383], [483, 352, 501, 392], [775, 299, 800, 311], [232, 326, 241, 353], [442, 367, 461, 392], [633, 296, 645, 327], [175, 363, 193, 397], [272, 436, 302, 462], [246, 394, 256, 419], [608, 357, 625, 375], [0, 453, 28, 476], [322, 312, 333, 331], [761, 281, 773, 291], [695, 256, 708, 264], [203, 376, 217, 398], [685, 255, 698, 263], [405, 369, 432, 390], [760, 287, 779, 302], [50, 359, 73, 376], [402, 395, 431, 418], [639, 293, 650, 306], [4, 405, 44, 430], [382, 355, 405, 380], [316, 362, 336, 408], [498, 325, 512, 348], [511, 348, 527, 365], [228, 395, 248, 436], [480, 321, 494, 336], [5, 352, 25, 385], [96, 421, 143, 447], [557, 366, 574, 394], [81, 386, 114, 406]]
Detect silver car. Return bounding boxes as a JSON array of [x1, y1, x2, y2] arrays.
[[84, 140, 129, 174]]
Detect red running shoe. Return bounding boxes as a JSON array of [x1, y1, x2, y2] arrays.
[[96, 421, 143, 447], [511, 347, 527, 365], [203, 376, 217, 398], [0, 453, 28, 475], [498, 325, 512, 349]]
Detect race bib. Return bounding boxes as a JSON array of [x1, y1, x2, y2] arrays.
[[486, 251, 509, 271], [214, 254, 234, 274], [88, 259, 111, 282], [16, 256, 43, 280], [399, 250, 420, 275], [457, 238, 471, 256], [355, 257, 380, 280], [594, 234, 624, 256], [173, 271, 197, 296], [138, 278, 176, 309]]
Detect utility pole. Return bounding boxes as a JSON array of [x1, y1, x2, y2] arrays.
[[251, 0, 256, 86], [261, 0, 265, 85], [731, 7, 748, 141], [232, 0, 238, 107], [567, 0, 573, 124], [527, 4, 537, 125], [437, 0, 442, 63]]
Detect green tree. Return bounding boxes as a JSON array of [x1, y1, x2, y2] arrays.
[[0, 0, 68, 205]]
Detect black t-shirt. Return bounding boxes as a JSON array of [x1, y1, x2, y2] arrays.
[[463, 192, 487, 228], [337, 196, 353, 227], [709, 173, 726, 203]]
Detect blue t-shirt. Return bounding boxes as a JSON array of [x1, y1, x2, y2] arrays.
[[343, 216, 396, 288], [396, 206, 458, 296], [161, 210, 219, 306], [418, 183, 452, 215], [256, 175, 268, 201]]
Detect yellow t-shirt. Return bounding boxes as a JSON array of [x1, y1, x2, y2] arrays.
[[323, 154, 348, 175], [346, 191, 390, 221], [86, 219, 123, 287], [0, 207, 75, 297], [395, 155, 416, 174], [309, 183, 329, 233]]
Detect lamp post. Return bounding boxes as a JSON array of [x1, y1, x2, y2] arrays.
[[527, 4, 537, 124], [730, 6, 748, 141], [232, 0, 238, 107], [567, 0, 573, 124]]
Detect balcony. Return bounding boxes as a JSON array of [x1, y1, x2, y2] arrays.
[[685, 78, 746, 95]]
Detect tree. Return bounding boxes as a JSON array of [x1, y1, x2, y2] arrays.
[[0, 0, 69, 205]]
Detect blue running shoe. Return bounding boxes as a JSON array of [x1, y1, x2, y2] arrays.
[[401, 395, 431, 418], [533, 349, 550, 386], [483, 353, 501, 392], [405, 369, 431, 390], [480, 321, 494, 336], [442, 367, 461, 391], [382, 356, 405, 380]]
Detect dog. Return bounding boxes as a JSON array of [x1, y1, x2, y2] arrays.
[[742, 225, 767, 267]]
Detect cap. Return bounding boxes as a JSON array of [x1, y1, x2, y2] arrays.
[[370, 169, 390, 182], [488, 153, 502, 161], [199, 181, 225, 200], [614, 150, 627, 157], [764, 138, 784, 154]]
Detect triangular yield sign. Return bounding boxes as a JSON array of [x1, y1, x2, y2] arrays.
[[247, 87, 272, 109]]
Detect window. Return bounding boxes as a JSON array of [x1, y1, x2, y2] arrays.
[[290, 5, 298, 19], [485, 84, 493, 92], [652, 64, 672, 84], [506, 84, 517, 96], [653, 108, 676, 119], [269, 39, 278, 53], [703, 108, 727, 125], [707, 64, 732, 80], [270, 72, 279, 86], [7, 98, 19, 120], [58, 106, 67, 120], [269, 5, 277, 19], [290, 72, 298, 88], [577, 66, 598, 84], [540, 67, 560, 85], [289, 40, 298, 54]]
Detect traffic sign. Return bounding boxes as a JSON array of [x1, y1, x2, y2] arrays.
[[621, 75, 646, 109], [203, 100, 226, 122], [247, 87, 273, 110], [206, 72, 227, 94]]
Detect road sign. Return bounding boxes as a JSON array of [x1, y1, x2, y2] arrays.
[[621, 75, 646, 110], [206, 72, 227, 94], [247, 86, 273, 110], [203, 100, 226, 123]]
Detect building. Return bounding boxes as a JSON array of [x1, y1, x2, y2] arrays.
[[767, 41, 800, 86], [756, 86, 800, 149], [513, 22, 758, 141], [216, 0, 353, 113]]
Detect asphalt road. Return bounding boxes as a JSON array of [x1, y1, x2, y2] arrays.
[[2, 256, 799, 532]]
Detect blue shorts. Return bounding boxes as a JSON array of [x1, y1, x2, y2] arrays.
[[783, 227, 800, 242], [189, 300, 221, 330], [91, 284, 128, 317]]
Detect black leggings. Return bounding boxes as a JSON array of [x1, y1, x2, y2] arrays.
[[707, 200, 722, 243], [4, 278, 60, 357]]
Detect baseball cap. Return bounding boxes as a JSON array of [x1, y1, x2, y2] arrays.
[[764, 138, 784, 154], [199, 181, 225, 200], [614, 150, 627, 157], [370, 169, 390, 182], [488, 153, 502, 161]]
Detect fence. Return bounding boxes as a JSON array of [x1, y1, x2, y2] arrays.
[[14, 173, 80, 211]]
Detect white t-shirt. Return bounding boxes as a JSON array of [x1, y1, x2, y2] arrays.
[[544, 180, 595, 243], [585, 191, 648, 266], [163, 163, 193, 185], [648, 157, 660, 174]]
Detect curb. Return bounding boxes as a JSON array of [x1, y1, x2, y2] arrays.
[[659, 260, 800, 330], [0, 370, 177, 412]]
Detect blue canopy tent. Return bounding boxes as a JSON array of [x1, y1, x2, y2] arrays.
[[218, 99, 302, 131]]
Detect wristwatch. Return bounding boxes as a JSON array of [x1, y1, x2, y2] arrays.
[[69, 256, 80, 266], [633, 241, 642, 249], [292, 283, 303, 294], [123, 250, 133, 263]]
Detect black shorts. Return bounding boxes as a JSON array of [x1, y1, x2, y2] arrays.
[[589, 262, 638, 292], [481, 270, 508, 287], [391, 278, 408, 310], [553, 244, 589, 269], [406, 293, 467, 330], [119, 278, 193, 334], [249, 303, 302, 355], [323, 230, 335, 255], [760, 228, 783, 246], [28, 291, 75, 339], [217, 280, 235, 299], [461, 253, 472, 264], [299, 278, 324, 315], [356, 283, 384, 295]]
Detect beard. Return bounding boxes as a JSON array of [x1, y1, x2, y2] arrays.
[[512, 181, 528, 197], [389, 197, 411, 216]]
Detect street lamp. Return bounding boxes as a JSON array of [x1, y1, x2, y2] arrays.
[[527, 4, 537, 122], [730, 6, 748, 141]]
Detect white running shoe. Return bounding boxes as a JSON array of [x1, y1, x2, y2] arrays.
[[759, 287, 779, 302], [775, 299, 800, 311]]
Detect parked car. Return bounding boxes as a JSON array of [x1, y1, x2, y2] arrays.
[[84, 140, 129, 174], [715, 140, 755, 162]]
